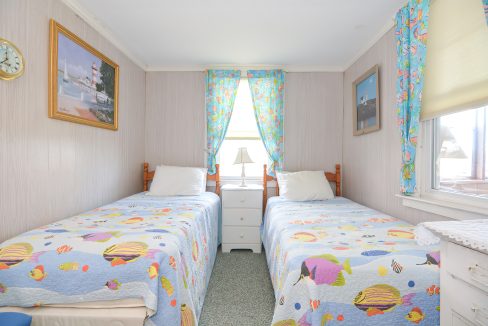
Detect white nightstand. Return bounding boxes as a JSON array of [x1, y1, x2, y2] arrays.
[[421, 220, 488, 326], [221, 184, 263, 253]]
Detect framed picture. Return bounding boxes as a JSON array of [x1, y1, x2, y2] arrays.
[[49, 19, 119, 130], [352, 65, 380, 136]]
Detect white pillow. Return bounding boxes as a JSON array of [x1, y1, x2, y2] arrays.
[[276, 170, 334, 201], [148, 165, 207, 196]]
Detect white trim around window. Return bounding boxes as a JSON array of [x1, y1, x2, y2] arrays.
[[398, 119, 488, 220]]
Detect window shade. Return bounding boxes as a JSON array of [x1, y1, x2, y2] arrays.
[[422, 0, 488, 120]]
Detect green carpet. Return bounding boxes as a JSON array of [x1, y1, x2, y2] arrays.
[[199, 247, 275, 326]]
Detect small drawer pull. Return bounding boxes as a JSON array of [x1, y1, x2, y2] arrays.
[[240, 234, 244, 239], [475, 307, 488, 324], [469, 264, 488, 287], [240, 217, 244, 221], [240, 199, 245, 203]]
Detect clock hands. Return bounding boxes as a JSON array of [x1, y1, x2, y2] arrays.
[[0, 50, 7, 64], [1, 51, 14, 68]]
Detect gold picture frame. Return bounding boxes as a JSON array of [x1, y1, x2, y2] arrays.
[[352, 65, 380, 136], [49, 19, 119, 130]]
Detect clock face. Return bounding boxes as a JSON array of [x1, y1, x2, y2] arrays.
[[0, 39, 24, 79]]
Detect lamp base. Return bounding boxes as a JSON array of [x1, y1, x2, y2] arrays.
[[240, 163, 247, 187]]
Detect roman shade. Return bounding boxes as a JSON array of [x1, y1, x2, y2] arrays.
[[422, 0, 488, 120]]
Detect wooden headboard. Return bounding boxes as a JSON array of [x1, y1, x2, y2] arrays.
[[262, 164, 341, 209], [143, 162, 221, 195]]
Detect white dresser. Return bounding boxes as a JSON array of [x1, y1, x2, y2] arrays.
[[221, 184, 263, 253], [422, 220, 488, 326]]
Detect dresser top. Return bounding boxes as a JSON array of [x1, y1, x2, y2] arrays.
[[221, 184, 264, 191], [422, 219, 488, 254]]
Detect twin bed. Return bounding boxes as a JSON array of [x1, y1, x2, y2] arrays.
[[0, 163, 221, 326], [262, 166, 440, 326], [0, 163, 440, 325]]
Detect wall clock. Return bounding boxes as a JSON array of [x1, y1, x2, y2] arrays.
[[0, 38, 25, 80]]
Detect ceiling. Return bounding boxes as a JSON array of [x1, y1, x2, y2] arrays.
[[66, 0, 405, 71]]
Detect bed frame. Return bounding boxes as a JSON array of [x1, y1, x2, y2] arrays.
[[143, 162, 221, 195], [262, 164, 341, 209]]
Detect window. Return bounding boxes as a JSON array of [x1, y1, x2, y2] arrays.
[[432, 106, 488, 198], [218, 79, 267, 177]]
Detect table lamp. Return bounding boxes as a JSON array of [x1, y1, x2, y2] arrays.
[[233, 147, 254, 187]]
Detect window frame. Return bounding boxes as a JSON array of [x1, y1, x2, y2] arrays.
[[216, 136, 267, 182], [216, 78, 267, 181], [431, 108, 488, 186], [401, 117, 488, 220]]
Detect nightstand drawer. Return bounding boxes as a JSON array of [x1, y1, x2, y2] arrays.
[[222, 226, 260, 244], [443, 274, 488, 326], [223, 208, 262, 226], [445, 242, 488, 293], [222, 190, 262, 209]]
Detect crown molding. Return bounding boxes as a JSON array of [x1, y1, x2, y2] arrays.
[[145, 64, 345, 73], [343, 17, 395, 71], [62, 0, 148, 70]]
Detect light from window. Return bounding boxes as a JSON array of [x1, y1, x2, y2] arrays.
[[218, 79, 268, 177], [432, 106, 488, 198]]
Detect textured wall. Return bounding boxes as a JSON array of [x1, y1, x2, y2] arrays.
[[342, 28, 446, 224], [145, 72, 206, 168], [284, 72, 343, 172], [0, 0, 146, 242], [144, 72, 344, 172]]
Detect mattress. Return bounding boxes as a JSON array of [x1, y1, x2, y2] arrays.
[[0, 304, 147, 326], [262, 196, 440, 326], [0, 192, 221, 326]]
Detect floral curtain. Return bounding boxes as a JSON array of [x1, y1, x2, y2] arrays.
[[395, 0, 430, 195], [247, 70, 285, 176], [484, 0, 488, 25], [206, 70, 241, 175]]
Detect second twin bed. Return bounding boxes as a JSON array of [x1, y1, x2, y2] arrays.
[[262, 167, 440, 326]]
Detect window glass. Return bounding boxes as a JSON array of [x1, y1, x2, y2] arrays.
[[218, 79, 268, 177], [433, 106, 488, 198]]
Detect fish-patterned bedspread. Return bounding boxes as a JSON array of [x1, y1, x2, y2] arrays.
[[262, 197, 440, 326], [0, 192, 220, 326]]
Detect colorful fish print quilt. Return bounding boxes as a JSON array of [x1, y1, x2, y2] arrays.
[[0, 192, 220, 326], [262, 197, 440, 326]]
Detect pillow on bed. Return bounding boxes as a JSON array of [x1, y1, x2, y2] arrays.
[[276, 170, 334, 201], [148, 165, 207, 196]]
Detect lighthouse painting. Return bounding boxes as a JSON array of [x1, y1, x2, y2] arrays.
[[352, 65, 380, 136], [49, 20, 119, 130]]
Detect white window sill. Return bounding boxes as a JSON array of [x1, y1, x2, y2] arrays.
[[396, 194, 488, 220], [207, 177, 276, 188], [220, 176, 263, 186]]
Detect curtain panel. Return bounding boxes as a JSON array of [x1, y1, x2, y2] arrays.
[[206, 70, 241, 175], [484, 0, 488, 24], [395, 0, 431, 195], [247, 70, 285, 176]]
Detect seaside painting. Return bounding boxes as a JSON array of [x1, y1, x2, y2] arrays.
[[352, 65, 380, 136], [49, 20, 119, 130]]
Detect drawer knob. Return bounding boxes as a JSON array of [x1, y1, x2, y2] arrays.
[[471, 306, 477, 312], [240, 200, 245, 203], [240, 234, 244, 238], [240, 217, 244, 221]]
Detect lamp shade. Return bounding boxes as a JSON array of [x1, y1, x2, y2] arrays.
[[233, 147, 254, 164]]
